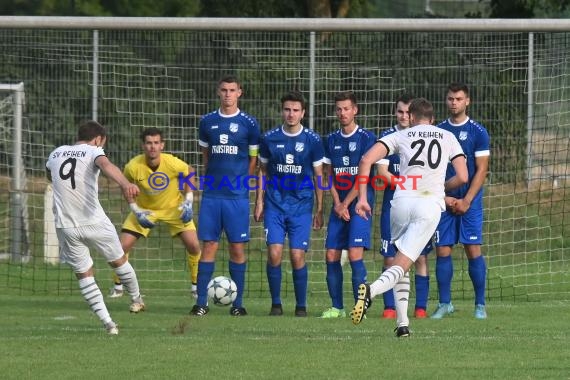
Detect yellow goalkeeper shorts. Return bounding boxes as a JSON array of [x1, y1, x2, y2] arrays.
[[122, 206, 196, 238]]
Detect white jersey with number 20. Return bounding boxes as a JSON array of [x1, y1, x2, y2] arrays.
[[379, 124, 465, 211]]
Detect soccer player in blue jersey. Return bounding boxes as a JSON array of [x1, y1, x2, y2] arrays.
[[378, 94, 432, 320], [431, 82, 490, 320], [190, 75, 261, 317], [319, 91, 378, 319], [254, 90, 325, 317]]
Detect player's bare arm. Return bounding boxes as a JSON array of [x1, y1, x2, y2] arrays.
[[355, 142, 387, 219], [200, 146, 209, 172], [377, 162, 395, 189], [95, 155, 139, 201], [324, 163, 341, 206], [454, 155, 489, 215], [325, 163, 348, 220], [312, 163, 324, 230], [444, 155, 468, 192], [248, 154, 258, 176], [254, 164, 266, 222]]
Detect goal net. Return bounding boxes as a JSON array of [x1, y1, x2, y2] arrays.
[[0, 27, 568, 302]]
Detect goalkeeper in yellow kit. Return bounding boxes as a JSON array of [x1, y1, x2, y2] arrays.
[[109, 127, 201, 299]]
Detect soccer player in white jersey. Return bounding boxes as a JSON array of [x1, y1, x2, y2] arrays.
[[320, 91, 379, 319], [350, 98, 468, 337], [378, 94, 433, 320], [431, 83, 490, 320], [191, 75, 261, 317], [45, 120, 144, 335], [255, 90, 324, 317]]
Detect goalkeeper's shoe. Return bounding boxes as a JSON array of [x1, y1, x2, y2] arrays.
[[320, 307, 346, 318], [129, 297, 146, 313], [190, 304, 209, 316], [230, 307, 248, 316], [108, 286, 124, 298], [394, 326, 410, 338], [105, 321, 119, 335], [190, 283, 198, 299], [430, 303, 454, 319], [351, 283, 372, 325], [474, 304, 487, 319]]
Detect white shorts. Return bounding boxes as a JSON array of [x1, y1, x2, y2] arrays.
[[56, 218, 123, 274], [390, 197, 442, 262]]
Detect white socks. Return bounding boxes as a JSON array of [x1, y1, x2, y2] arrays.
[[79, 277, 112, 325], [370, 265, 405, 298], [114, 261, 141, 301], [394, 271, 411, 328]]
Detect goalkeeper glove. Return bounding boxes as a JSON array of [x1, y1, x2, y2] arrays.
[[179, 193, 193, 223], [129, 203, 155, 229]]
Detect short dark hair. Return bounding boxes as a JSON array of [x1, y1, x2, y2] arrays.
[[77, 120, 107, 141], [409, 97, 434, 121], [447, 82, 469, 97], [218, 75, 241, 89], [393, 93, 414, 112], [334, 91, 357, 105], [140, 127, 163, 142], [395, 93, 414, 105], [281, 90, 306, 110]]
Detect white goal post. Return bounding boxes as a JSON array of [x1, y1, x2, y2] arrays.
[[0, 82, 30, 263]]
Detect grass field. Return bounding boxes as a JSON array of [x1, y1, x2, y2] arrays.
[[1, 293, 569, 380]]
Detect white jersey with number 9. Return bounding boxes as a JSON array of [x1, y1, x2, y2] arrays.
[[46, 144, 108, 228]]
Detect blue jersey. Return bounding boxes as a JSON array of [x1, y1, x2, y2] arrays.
[[437, 117, 490, 208], [259, 126, 325, 214], [198, 109, 260, 199], [324, 126, 377, 206]]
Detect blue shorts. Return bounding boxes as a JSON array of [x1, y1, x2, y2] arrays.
[[435, 205, 483, 246], [264, 208, 312, 250], [325, 208, 372, 250], [198, 197, 250, 243], [380, 206, 432, 258]]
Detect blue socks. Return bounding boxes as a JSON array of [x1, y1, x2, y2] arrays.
[[414, 274, 429, 310], [436, 255, 453, 304], [196, 261, 215, 306], [292, 265, 308, 308], [266, 263, 282, 305], [350, 259, 367, 303], [229, 261, 246, 308], [326, 261, 343, 309], [267, 264, 308, 308], [468, 255, 487, 305]]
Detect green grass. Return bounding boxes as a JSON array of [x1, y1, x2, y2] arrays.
[[1, 294, 569, 379]]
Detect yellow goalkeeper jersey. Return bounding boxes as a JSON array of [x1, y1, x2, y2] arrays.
[[124, 153, 190, 210]]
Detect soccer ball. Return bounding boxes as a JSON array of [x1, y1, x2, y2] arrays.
[[207, 276, 237, 306]]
